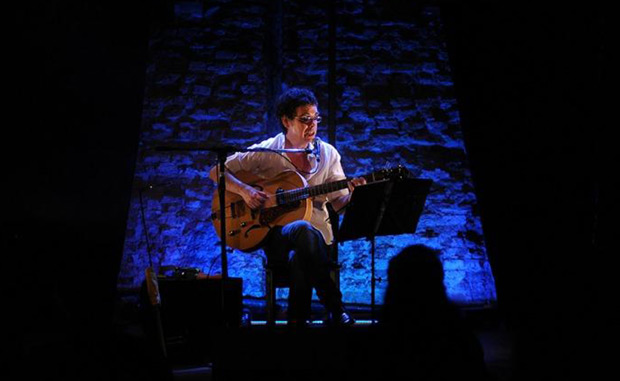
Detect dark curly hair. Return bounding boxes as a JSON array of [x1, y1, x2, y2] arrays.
[[276, 88, 318, 133]]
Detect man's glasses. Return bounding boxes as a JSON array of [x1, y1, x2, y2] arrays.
[[295, 115, 322, 125]]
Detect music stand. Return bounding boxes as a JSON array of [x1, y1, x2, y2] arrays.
[[338, 177, 432, 323]]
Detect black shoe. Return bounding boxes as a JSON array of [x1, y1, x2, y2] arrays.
[[330, 311, 356, 326]]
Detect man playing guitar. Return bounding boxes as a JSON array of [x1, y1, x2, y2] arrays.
[[209, 88, 366, 327]]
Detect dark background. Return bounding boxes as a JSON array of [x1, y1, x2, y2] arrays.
[[9, 1, 613, 379], [440, 2, 613, 378]]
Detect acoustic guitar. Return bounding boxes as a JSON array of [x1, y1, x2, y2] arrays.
[[211, 166, 409, 252]]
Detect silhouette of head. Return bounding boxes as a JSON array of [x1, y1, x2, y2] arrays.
[[383, 244, 447, 322]]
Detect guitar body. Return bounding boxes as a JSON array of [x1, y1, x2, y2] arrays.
[[211, 170, 312, 252], [211, 165, 409, 252]]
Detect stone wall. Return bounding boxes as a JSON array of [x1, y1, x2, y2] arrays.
[[118, 0, 496, 307]]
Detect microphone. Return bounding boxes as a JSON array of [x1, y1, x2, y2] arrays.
[[313, 138, 321, 162]]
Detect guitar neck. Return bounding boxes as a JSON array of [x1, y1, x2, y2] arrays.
[[276, 173, 379, 205]]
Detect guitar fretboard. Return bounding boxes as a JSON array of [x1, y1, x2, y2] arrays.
[[274, 166, 408, 205], [274, 170, 399, 205], [276, 179, 349, 205]]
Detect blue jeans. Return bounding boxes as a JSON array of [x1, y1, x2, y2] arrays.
[[263, 220, 343, 321]]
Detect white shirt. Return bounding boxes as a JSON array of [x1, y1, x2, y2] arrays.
[[224, 133, 349, 245]]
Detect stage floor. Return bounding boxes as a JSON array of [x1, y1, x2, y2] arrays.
[[155, 304, 513, 381]]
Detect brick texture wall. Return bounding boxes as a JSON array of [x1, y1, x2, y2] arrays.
[[118, 0, 496, 306]]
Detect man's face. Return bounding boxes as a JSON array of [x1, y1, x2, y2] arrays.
[[282, 104, 321, 147]]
